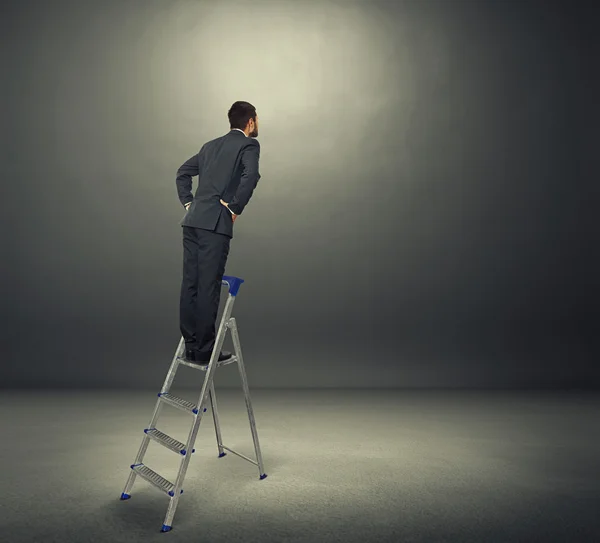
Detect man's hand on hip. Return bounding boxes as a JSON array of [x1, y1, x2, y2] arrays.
[[220, 199, 237, 223]]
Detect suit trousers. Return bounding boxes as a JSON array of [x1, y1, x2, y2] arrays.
[[179, 226, 231, 357]]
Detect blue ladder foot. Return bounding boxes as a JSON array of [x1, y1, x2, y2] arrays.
[[260, 473, 267, 480], [120, 493, 131, 500], [161, 525, 172, 533], [218, 452, 226, 458]]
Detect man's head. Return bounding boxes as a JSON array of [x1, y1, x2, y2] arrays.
[[228, 101, 259, 138]]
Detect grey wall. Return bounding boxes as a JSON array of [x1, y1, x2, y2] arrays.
[[2, 0, 597, 389]]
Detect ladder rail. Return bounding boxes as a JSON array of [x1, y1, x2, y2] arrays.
[[230, 317, 266, 477], [209, 381, 225, 456]]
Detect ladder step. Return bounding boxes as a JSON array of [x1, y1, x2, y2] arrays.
[[158, 393, 199, 414], [144, 428, 194, 456], [130, 463, 183, 497], [176, 354, 239, 371]]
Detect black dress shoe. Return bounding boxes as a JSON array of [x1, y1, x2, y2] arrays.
[[184, 349, 233, 363], [215, 350, 233, 362]]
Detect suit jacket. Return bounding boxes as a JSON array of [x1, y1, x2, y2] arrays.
[[176, 129, 261, 238]]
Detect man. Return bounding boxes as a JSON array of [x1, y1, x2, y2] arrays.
[[175, 101, 261, 363]]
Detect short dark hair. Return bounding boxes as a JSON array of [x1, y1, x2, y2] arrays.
[[228, 101, 257, 130]]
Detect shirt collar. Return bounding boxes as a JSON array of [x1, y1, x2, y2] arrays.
[[231, 128, 247, 137]]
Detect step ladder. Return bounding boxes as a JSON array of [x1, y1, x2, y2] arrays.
[[120, 275, 267, 533]]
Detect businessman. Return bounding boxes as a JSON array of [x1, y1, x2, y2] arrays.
[[175, 101, 261, 363]]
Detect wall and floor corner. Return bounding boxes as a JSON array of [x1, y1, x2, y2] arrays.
[[1, 0, 598, 541]]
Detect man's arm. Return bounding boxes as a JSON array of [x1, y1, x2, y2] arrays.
[[176, 150, 202, 208], [227, 140, 261, 216]]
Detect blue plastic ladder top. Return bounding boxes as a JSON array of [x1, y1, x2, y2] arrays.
[[222, 275, 244, 296]]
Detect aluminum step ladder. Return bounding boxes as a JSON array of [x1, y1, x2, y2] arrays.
[[120, 275, 267, 533]]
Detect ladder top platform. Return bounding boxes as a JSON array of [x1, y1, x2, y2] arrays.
[[222, 275, 244, 296]]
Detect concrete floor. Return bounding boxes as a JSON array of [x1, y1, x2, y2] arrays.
[[1, 387, 599, 542]]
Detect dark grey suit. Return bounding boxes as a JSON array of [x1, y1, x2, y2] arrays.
[[175, 129, 261, 357], [176, 128, 261, 239]]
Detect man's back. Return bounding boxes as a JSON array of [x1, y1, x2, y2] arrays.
[[176, 129, 261, 238]]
